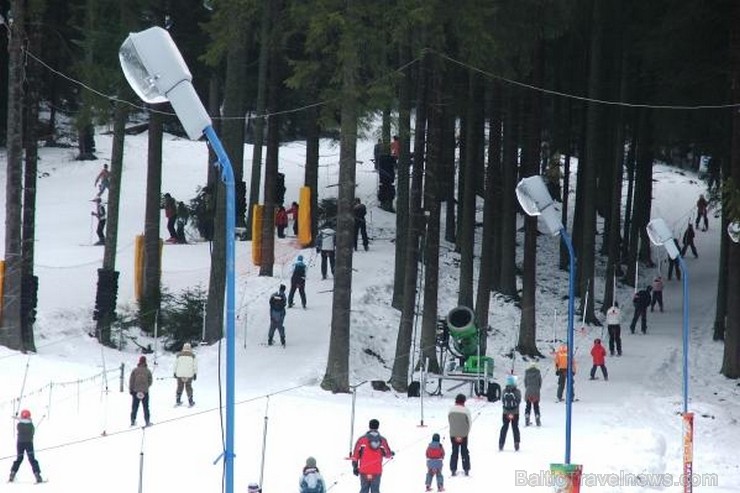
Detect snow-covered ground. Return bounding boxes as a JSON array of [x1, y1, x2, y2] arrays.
[[0, 129, 737, 493]]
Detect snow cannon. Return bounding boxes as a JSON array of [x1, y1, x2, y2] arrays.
[[446, 306, 494, 376]]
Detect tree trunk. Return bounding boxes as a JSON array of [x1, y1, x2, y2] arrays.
[[487, 83, 503, 293], [321, 0, 359, 393], [1, 0, 26, 351], [141, 109, 163, 333], [390, 52, 427, 392], [305, 106, 320, 242], [245, 0, 272, 240], [499, 86, 519, 298], [714, 150, 731, 341]]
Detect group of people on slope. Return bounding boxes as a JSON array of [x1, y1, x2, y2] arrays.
[[275, 202, 299, 239]]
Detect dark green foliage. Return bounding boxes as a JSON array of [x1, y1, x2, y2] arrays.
[[189, 185, 215, 241], [318, 197, 338, 227]]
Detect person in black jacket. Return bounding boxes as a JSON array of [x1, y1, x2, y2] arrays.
[[9, 409, 43, 483], [353, 198, 369, 251], [629, 286, 652, 334]]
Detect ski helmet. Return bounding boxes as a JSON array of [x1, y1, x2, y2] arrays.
[[20, 409, 31, 419]]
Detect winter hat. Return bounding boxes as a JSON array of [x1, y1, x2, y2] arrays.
[[183, 342, 192, 351], [594, 338, 601, 344], [306, 456, 317, 468], [432, 433, 440, 442], [529, 362, 539, 369], [506, 375, 517, 387], [279, 284, 286, 291], [247, 483, 261, 493], [297, 255, 304, 262], [138, 355, 147, 365], [455, 393, 466, 405], [20, 409, 31, 419], [369, 419, 380, 430]]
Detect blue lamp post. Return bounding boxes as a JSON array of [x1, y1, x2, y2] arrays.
[[515, 175, 576, 464], [119, 27, 237, 493]]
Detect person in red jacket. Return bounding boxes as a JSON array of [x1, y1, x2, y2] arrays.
[[275, 205, 289, 238], [351, 419, 393, 493], [589, 339, 608, 381]]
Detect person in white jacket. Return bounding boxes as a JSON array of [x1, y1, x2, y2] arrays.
[[605, 303, 622, 357], [173, 342, 197, 406], [316, 226, 336, 280]]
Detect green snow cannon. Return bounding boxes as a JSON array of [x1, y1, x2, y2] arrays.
[[446, 306, 494, 376]]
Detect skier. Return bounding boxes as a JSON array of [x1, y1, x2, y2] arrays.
[[94, 163, 110, 197], [424, 433, 445, 492], [299, 456, 326, 493], [498, 375, 522, 452], [268, 285, 287, 347], [316, 225, 336, 279], [353, 198, 369, 251], [173, 342, 197, 407], [589, 338, 608, 381], [163, 193, 178, 242], [176, 201, 189, 244], [606, 302, 622, 356], [129, 355, 153, 426], [554, 345, 576, 402], [447, 393, 471, 476], [288, 255, 308, 309], [91, 197, 106, 245], [523, 362, 542, 427], [629, 286, 652, 334], [667, 239, 683, 281], [275, 205, 289, 238], [8, 409, 43, 483], [651, 276, 664, 312], [351, 419, 393, 493], [682, 223, 698, 258], [695, 194, 709, 231]]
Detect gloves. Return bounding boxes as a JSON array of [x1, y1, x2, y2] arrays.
[[391, 451, 395, 457], [193, 374, 197, 381]]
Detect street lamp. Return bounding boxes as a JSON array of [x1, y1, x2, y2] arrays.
[[515, 176, 576, 464], [646, 217, 692, 493], [119, 27, 237, 493]]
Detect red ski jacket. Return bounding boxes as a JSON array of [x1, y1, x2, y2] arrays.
[[591, 343, 606, 366], [351, 431, 393, 475]]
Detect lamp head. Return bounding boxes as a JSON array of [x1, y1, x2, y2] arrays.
[[119, 26, 211, 140], [646, 218, 679, 259], [515, 175, 563, 236]]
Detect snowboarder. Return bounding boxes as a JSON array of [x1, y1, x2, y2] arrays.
[[91, 197, 106, 245], [288, 255, 308, 309], [695, 194, 709, 231], [351, 419, 393, 493], [499, 375, 522, 451], [299, 456, 326, 493], [447, 393, 471, 476], [129, 355, 153, 426], [606, 302, 623, 356], [589, 338, 609, 381], [176, 201, 189, 244], [651, 276, 664, 312], [316, 226, 336, 279], [173, 342, 197, 407], [554, 345, 576, 402], [424, 433, 445, 492], [8, 409, 43, 483], [276, 205, 289, 238], [523, 363, 542, 427], [268, 285, 287, 347], [94, 163, 110, 197], [163, 193, 178, 242], [354, 198, 369, 251], [682, 223, 698, 258], [629, 286, 652, 334]]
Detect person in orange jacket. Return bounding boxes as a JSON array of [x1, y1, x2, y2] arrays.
[[275, 205, 289, 238], [589, 339, 608, 381], [554, 345, 576, 402], [351, 419, 394, 493]]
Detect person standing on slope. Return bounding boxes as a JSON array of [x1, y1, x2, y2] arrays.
[[629, 285, 652, 334], [499, 375, 522, 451], [316, 225, 337, 279], [554, 345, 577, 402], [651, 276, 664, 312], [8, 409, 43, 483], [91, 197, 106, 245], [173, 342, 197, 406], [163, 193, 178, 242], [605, 302, 622, 356], [424, 433, 445, 492], [129, 355, 153, 426], [94, 163, 110, 197], [695, 194, 709, 231], [299, 456, 326, 493], [524, 363, 542, 427], [447, 393, 471, 476], [589, 338, 608, 381], [351, 419, 394, 493], [268, 284, 287, 347], [288, 255, 308, 309]]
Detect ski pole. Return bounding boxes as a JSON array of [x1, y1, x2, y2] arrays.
[[259, 397, 270, 489]]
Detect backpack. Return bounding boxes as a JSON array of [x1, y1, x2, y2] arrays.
[[300, 470, 323, 493], [294, 263, 306, 278], [502, 388, 518, 410]]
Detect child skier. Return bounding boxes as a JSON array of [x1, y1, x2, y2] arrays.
[[8, 409, 43, 483], [589, 339, 608, 381], [424, 433, 445, 492], [499, 375, 522, 451], [299, 456, 325, 493]]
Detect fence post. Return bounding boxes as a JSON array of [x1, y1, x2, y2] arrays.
[[120, 363, 125, 393]]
